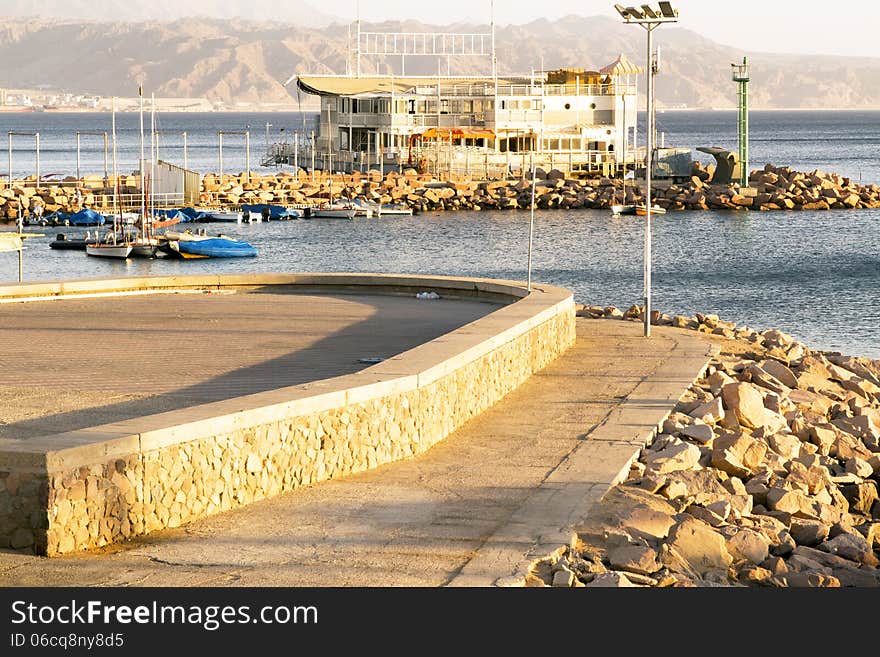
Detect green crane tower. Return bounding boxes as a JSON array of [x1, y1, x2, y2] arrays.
[[732, 57, 750, 187]]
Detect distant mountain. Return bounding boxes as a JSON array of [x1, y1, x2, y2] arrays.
[[0, 0, 339, 26], [0, 14, 879, 109]]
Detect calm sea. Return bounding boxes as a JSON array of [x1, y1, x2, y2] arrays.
[[1, 109, 879, 359]]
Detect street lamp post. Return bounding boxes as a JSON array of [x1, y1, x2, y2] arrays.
[[615, 3, 678, 338]]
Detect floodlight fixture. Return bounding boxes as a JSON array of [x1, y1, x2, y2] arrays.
[[625, 6, 645, 19], [614, 3, 630, 18], [641, 4, 658, 18], [659, 1, 678, 18]]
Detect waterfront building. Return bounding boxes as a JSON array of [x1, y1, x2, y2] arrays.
[[268, 15, 643, 179]]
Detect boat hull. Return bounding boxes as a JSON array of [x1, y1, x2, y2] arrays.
[[86, 243, 133, 259]]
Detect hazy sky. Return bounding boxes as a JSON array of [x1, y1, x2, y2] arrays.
[[325, 0, 880, 58]]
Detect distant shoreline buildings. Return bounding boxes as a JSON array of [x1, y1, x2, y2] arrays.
[[264, 15, 647, 178]]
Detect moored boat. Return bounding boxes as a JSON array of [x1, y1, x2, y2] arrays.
[[160, 230, 257, 258], [307, 205, 356, 219], [635, 204, 667, 216], [86, 240, 133, 259]]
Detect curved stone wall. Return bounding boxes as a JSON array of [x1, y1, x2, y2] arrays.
[[0, 274, 575, 556]]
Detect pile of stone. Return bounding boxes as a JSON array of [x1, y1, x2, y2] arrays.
[[527, 309, 880, 587], [4, 162, 878, 222], [0, 174, 141, 220]]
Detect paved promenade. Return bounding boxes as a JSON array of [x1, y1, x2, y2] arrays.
[[0, 317, 715, 586], [0, 290, 495, 440]]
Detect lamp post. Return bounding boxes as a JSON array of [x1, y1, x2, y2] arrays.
[[615, 3, 678, 338]]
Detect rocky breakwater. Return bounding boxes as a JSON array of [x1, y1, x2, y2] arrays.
[[527, 308, 880, 587], [2, 163, 878, 222], [197, 164, 880, 214]]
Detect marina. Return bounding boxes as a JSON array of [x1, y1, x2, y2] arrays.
[[1, 1, 880, 603]]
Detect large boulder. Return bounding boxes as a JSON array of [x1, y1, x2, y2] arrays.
[[667, 517, 733, 576], [722, 382, 771, 429]]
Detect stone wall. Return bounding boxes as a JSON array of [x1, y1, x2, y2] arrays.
[[0, 274, 575, 556]]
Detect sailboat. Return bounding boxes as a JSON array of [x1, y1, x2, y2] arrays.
[[129, 90, 161, 257], [611, 166, 637, 216], [308, 103, 356, 220], [86, 97, 132, 259]]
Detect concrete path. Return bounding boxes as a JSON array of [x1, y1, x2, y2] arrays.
[[0, 318, 715, 587]]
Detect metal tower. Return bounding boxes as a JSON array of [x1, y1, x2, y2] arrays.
[[732, 57, 750, 187]]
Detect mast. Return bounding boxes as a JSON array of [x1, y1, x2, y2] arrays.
[[111, 97, 120, 240], [150, 91, 156, 236], [139, 86, 146, 234]]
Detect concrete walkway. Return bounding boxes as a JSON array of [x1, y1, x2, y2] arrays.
[[0, 318, 715, 587]]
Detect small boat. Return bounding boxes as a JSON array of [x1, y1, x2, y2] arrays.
[[241, 204, 303, 221], [49, 232, 98, 251], [86, 240, 133, 259], [376, 204, 414, 216], [194, 210, 243, 223], [635, 205, 667, 216], [307, 205, 356, 220], [161, 230, 257, 259], [128, 235, 163, 258], [611, 204, 637, 216]]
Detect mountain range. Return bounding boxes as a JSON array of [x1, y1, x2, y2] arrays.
[[1, 14, 879, 109]]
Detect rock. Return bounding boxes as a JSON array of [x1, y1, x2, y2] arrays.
[[768, 433, 802, 459], [786, 572, 841, 587], [618, 507, 676, 541], [667, 516, 734, 576], [760, 359, 799, 388], [788, 389, 832, 416], [726, 529, 771, 565], [845, 456, 874, 479], [748, 365, 791, 395], [645, 442, 702, 474], [607, 545, 660, 575], [706, 370, 736, 395], [808, 424, 837, 454], [841, 482, 878, 515], [711, 433, 768, 477], [819, 533, 879, 567], [762, 329, 795, 348], [586, 572, 642, 587], [552, 568, 576, 587], [722, 382, 772, 429], [833, 415, 880, 443], [690, 396, 725, 424], [789, 518, 830, 546], [680, 423, 716, 444]]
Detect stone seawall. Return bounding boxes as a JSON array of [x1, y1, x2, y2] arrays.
[[0, 274, 575, 556], [2, 162, 878, 221]]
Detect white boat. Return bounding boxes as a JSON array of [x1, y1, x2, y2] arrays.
[[198, 210, 244, 223], [86, 241, 133, 259], [376, 204, 413, 216], [308, 206, 356, 219], [611, 204, 637, 216]]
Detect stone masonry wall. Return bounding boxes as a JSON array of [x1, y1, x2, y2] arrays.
[[20, 303, 575, 556]]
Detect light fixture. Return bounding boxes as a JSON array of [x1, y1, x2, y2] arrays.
[[615, 2, 678, 338]]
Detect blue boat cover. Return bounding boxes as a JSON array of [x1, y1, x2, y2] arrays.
[[67, 209, 107, 226], [155, 208, 207, 223], [241, 204, 302, 219], [176, 237, 257, 258]]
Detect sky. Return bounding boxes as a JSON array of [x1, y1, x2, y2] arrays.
[[321, 0, 880, 58]]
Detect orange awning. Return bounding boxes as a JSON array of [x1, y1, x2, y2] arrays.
[[419, 128, 495, 141]]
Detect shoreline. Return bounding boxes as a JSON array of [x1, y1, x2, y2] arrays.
[[522, 305, 880, 588]]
